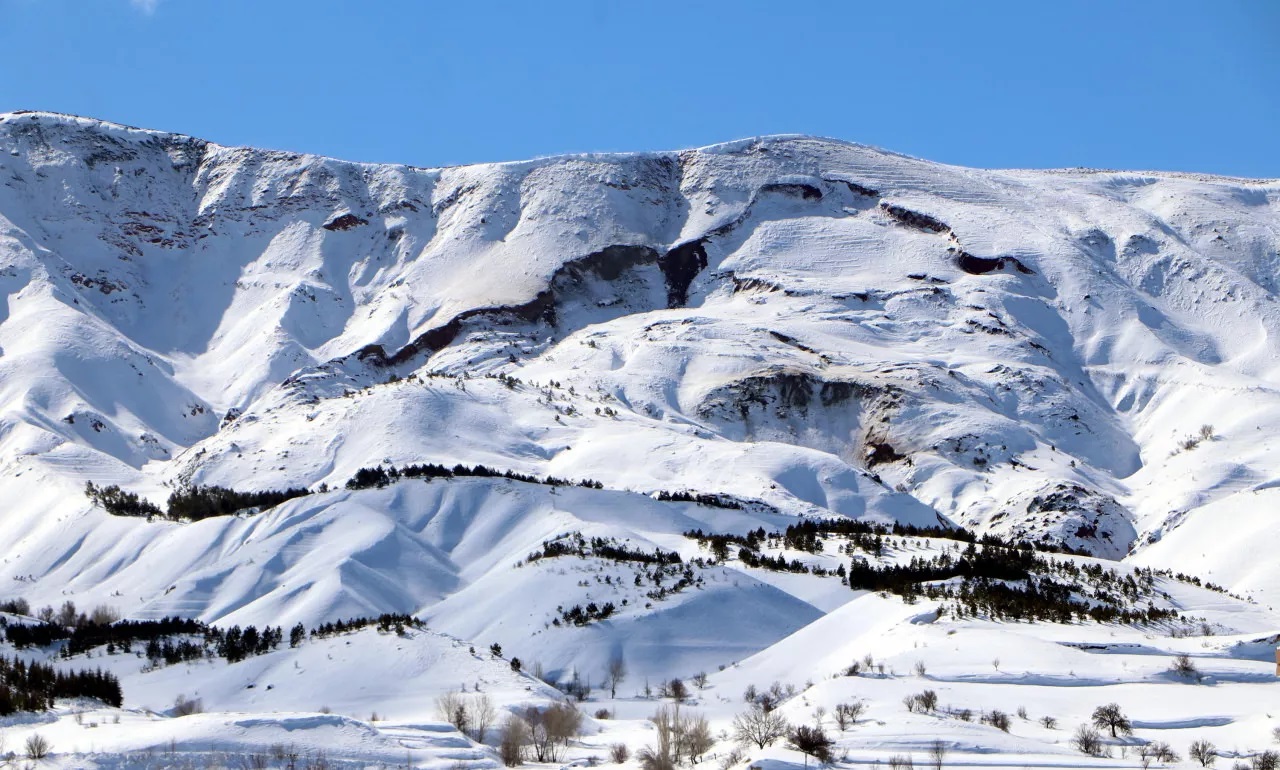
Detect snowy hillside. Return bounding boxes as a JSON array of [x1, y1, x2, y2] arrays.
[[0, 111, 1278, 767]]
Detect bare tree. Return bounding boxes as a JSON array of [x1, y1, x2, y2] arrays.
[[56, 600, 78, 628], [640, 706, 678, 770], [89, 603, 120, 625], [437, 692, 470, 736], [681, 712, 714, 763], [916, 690, 939, 713], [25, 734, 51, 760], [498, 715, 529, 767], [1092, 703, 1132, 738], [889, 755, 914, 770], [929, 740, 947, 770], [469, 694, 497, 744], [984, 710, 1011, 732], [647, 705, 711, 765], [733, 704, 789, 749], [606, 655, 627, 699], [1151, 742, 1180, 763], [787, 725, 833, 768], [660, 678, 689, 704], [1252, 751, 1278, 770], [1073, 725, 1104, 757], [833, 701, 865, 731], [1190, 740, 1217, 768], [691, 671, 709, 690], [525, 703, 582, 762]]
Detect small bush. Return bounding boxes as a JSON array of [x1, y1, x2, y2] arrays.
[[595, 708, 612, 720], [25, 734, 51, 760], [610, 744, 630, 764], [1040, 715, 1057, 729], [983, 710, 1010, 732], [889, 755, 915, 770], [1172, 654, 1200, 680], [718, 747, 746, 770], [1252, 751, 1278, 770]]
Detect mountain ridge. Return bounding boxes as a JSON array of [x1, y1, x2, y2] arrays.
[[1, 110, 1279, 628]]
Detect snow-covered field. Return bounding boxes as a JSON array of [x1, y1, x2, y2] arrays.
[[0, 111, 1277, 767]]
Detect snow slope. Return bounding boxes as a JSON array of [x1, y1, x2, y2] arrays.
[[0, 111, 1279, 766]]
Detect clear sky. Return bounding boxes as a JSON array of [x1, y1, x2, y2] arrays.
[[2, 0, 1277, 177]]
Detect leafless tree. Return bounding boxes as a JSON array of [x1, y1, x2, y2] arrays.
[[681, 711, 714, 763], [733, 703, 789, 749], [660, 678, 689, 703], [1190, 740, 1217, 768], [1073, 725, 1104, 757], [1092, 703, 1132, 738], [524, 703, 582, 762], [438, 692, 470, 736], [787, 725, 832, 768], [89, 603, 120, 625], [833, 701, 865, 730], [1151, 742, 1180, 763], [929, 739, 947, 770], [499, 715, 530, 766], [606, 655, 627, 699], [469, 694, 497, 743], [25, 734, 51, 760]]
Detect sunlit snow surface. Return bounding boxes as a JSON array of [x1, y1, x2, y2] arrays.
[[0, 112, 1278, 767]]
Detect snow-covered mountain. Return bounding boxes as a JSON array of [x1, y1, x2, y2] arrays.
[[1, 111, 1278, 768]]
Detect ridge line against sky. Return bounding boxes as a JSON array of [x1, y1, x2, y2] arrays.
[[1, 0, 1277, 177]]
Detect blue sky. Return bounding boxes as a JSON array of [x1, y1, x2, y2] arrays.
[[2, 1, 1277, 176]]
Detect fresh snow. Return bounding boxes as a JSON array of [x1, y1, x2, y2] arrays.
[[0, 111, 1277, 767]]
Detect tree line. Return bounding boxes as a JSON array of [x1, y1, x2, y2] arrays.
[[85, 481, 309, 522], [0, 656, 122, 715]]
